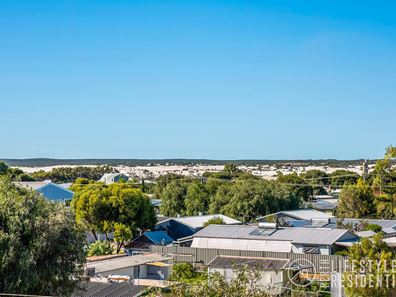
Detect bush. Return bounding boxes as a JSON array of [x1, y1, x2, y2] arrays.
[[87, 240, 113, 257], [203, 217, 225, 227], [365, 223, 382, 233], [169, 263, 199, 282]]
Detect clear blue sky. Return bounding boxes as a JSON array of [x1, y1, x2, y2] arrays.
[[1, 1, 395, 160]]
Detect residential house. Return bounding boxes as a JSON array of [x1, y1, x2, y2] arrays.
[[16, 181, 74, 202], [189, 224, 358, 255], [153, 214, 241, 241], [207, 255, 290, 294], [125, 231, 173, 250], [86, 253, 172, 280], [258, 209, 336, 228], [99, 173, 129, 184]]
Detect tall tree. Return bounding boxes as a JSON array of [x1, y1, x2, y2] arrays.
[[159, 179, 188, 216], [329, 170, 360, 188], [0, 161, 9, 175], [184, 181, 209, 216], [72, 182, 156, 242], [276, 172, 313, 201], [344, 233, 395, 297], [338, 179, 376, 218], [0, 176, 86, 296], [301, 169, 329, 195]]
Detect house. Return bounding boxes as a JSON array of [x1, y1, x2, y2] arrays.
[[207, 255, 289, 294], [86, 253, 173, 280], [258, 209, 335, 228], [16, 181, 74, 202], [153, 214, 241, 241], [99, 173, 129, 184], [328, 218, 396, 237], [189, 224, 358, 255], [125, 231, 174, 250], [308, 200, 337, 215]]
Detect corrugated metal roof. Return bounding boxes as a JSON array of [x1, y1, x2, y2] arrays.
[[16, 181, 49, 190], [334, 218, 396, 233], [163, 214, 241, 229], [279, 209, 335, 221], [86, 253, 172, 273], [193, 225, 354, 245], [355, 230, 376, 238], [312, 201, 337, 211], [74, 282, 144, 297], [208, 255, 289, 270]]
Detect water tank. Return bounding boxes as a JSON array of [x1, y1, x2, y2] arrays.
[[258, 222, 277, 229]]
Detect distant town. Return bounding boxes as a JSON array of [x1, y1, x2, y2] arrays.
[[1, 148, 395, 296]]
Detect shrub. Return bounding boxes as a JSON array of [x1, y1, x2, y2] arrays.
[[87, 240, 113, 257], [365, 223, 382, 233]]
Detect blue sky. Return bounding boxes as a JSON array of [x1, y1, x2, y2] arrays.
[[0, 1, 395, 160]]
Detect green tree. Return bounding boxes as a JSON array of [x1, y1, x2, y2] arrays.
[[344, 233, 395, 297], [301, 169, 329, 195], [0, 161, 8, 175], [184, 181, 209, 216], [203, 217, 225, 227], [170, 265, 271, 297], [338, 179, 376, 218], [87, 240, 113, 257], [276, 172, 313, 201], [0, 176, 85, 296], [72, 182, 156, 243], [159, 179, 188, 216], [113, 222, 133, 253], [329, 170, 360, 188], [220, 178, 300, 223]]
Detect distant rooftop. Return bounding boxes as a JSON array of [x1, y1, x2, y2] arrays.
[[193, 224, 353, 245], [165, 214, 241, 229], [208, 255, 289, 270]]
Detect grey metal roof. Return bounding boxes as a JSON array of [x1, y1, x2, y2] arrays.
[[311, 201, 337, 211], [158, 214, 241, 229], [86, 253, 172, 274], [16, 181, 49, 190], [193, 224, 354, 245], [334, 218, 396, 233], [208, 255, 289, 270], [74, 282, 144, 297]]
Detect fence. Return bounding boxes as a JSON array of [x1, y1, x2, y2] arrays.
[[149, 245, 349, 273]]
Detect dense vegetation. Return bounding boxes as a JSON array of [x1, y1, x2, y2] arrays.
[[31, 165, 116, 183], [0, 176, 86, 296], [0, 161, 116, 183], [155, 165, 301, 222], [344, 233, 395, 297], [338, 146, 396, 219]]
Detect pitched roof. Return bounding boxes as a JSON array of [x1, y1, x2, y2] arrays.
[[311, 201, 337, 211], [144, 231, 173, 245], [207, 255, 289, 270], [16, 181, 49, 190], [278, 209, 335, 221], [161, 214, 241, 229], [86, 253, 171, 273], [16, 181, 74, 195], [193, 224, 355, 245], [330, 218, 396, 234]]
